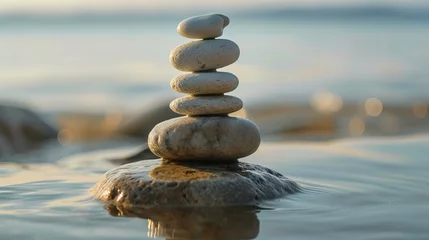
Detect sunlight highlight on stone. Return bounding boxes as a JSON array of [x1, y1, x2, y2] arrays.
[[412, 102, 428, 118], [310, 91, 343, 114], [349, 117, 365, 136], [364, 98, 383, 117], [147, 220, 164, 239]]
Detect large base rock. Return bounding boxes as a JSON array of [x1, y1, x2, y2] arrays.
[[90, 159, 299, 207]]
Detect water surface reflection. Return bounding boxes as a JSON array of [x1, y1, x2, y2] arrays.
[[105, 204, 260, 240]]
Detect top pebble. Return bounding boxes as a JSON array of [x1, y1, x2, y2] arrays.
[[177, 14, 230, 39]]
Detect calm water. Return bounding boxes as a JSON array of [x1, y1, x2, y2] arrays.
[[1, 135, 429, 239], [1, 16, 429, 239]]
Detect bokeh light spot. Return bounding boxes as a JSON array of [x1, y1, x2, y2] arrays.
[[412, 102, 428, 118], [311, 91, 343, 114], [349, 117, 365, 136], [365, 98, 383, 117]]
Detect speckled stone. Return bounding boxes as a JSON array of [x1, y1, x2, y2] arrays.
[[177, 14, 230, 39], [170, 39, 240, 72], [170, 95, 243, 116], [90, 159, 300, 207], [148, 116, 260, 161], [171, 72, 239, 95]]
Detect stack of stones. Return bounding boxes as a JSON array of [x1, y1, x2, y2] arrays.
[[148, 14, 260, 161], [91, 14, 299, 209]]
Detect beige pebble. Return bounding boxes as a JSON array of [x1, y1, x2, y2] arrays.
[[170, 39, 240, 72], [177, 14, 230, 39], [170, 95, 242, 115], [171, 72, 239, 95], [148, 116, 260, 160]]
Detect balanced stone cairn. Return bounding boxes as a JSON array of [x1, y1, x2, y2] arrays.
[[91, 14, 299, 208], [149, 14, 260, 161]]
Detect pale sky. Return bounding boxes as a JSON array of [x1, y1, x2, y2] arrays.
[[1, 0, 427, 14]]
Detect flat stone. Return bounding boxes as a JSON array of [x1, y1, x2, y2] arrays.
[[177, 14, 230, 39], [171, 72, 239, 95], [148, 116, 261, 160], [170, 95, 243, 115], [90, 159, 300, 207], [170, 39, 240, 72]]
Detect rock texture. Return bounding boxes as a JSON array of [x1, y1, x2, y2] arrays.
[[91, 14, 299, 208], [177, 14, 230, 39], [90, 160, 300, 207], [171, 72, 239, 95], [169, 39, 240, 72], [170, 95, 243, 115], [148, 116, 260, 160], [149, 13, 260, 161]]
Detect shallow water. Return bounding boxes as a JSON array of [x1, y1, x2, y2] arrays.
[[1, 134, 428, 239]]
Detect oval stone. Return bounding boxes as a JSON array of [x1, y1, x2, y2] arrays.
[[170, 39, 240, 72], [170, 95, 243, 115], [171, 72, 239, 95], [148, 116, 261, 160], [177, 14, 230, 39]]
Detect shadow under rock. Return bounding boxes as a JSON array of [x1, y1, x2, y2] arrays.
[[105, 204, 260, 240]]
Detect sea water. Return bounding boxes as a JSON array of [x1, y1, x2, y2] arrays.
[[0, 135, 428, 239], [1, 14, 429, 239]]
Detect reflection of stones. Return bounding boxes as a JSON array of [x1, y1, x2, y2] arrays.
[[105, 204, 260, 240], [91, 160, 299, 207], [0, 104, 58, 156]]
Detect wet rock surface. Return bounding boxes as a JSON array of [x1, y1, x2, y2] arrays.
[[90, 159, 300, 207]]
